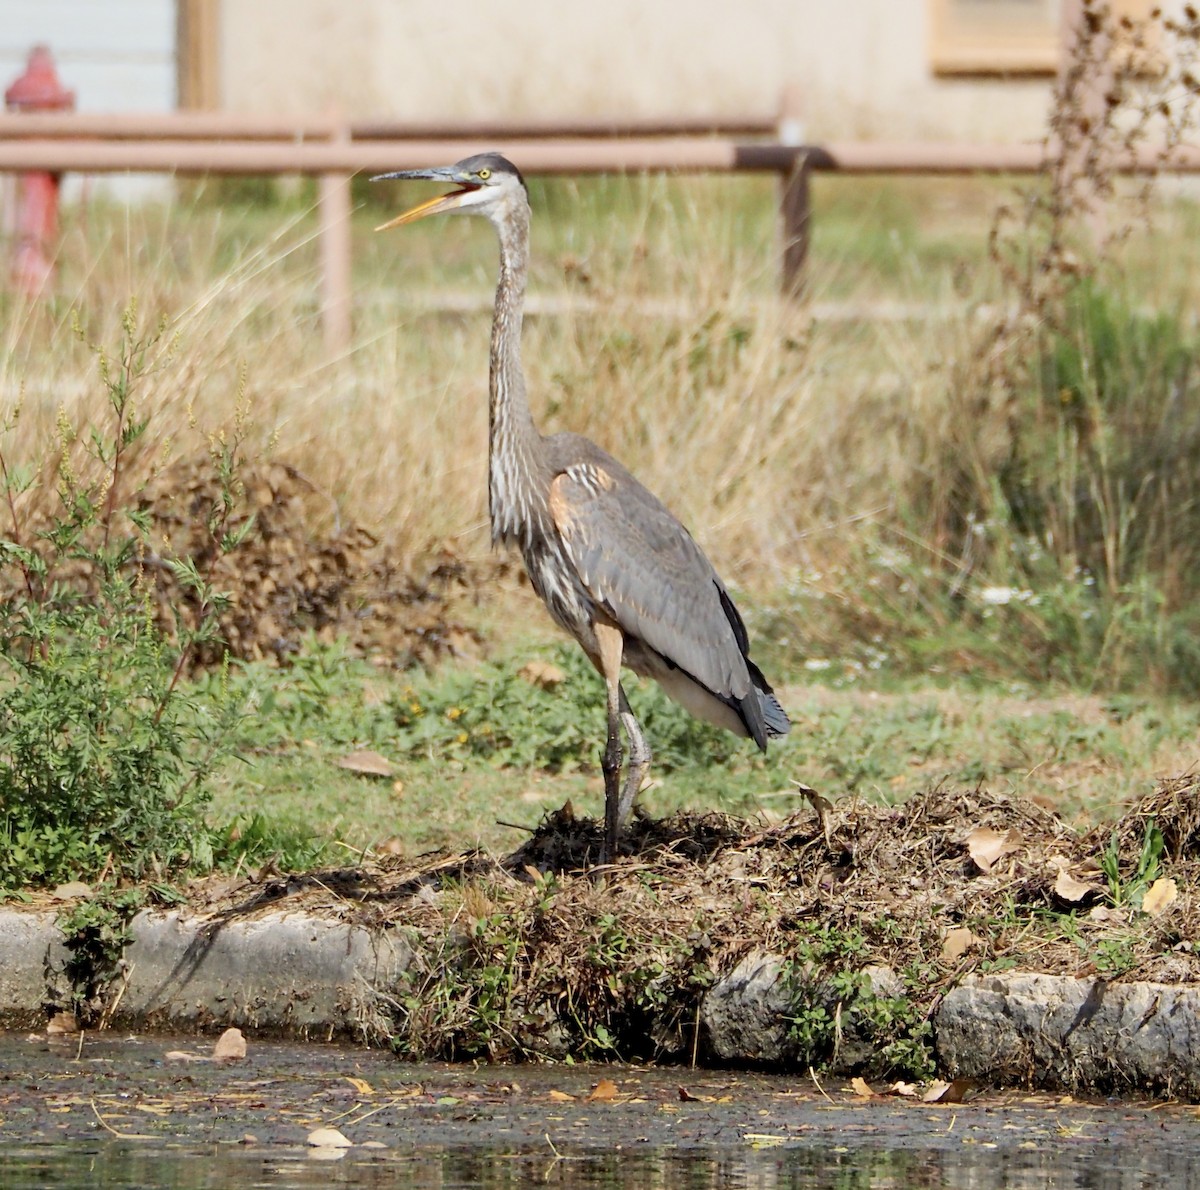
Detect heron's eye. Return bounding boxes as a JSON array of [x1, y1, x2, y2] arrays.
[[477, 168, 491, 180]]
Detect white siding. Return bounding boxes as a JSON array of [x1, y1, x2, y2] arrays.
[[0, 0, 175, 109]]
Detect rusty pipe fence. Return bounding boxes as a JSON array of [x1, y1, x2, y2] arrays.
[[3, 109, 1198, 352]]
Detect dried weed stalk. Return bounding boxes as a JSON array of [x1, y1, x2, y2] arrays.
[[990, 0, 1200, 328]]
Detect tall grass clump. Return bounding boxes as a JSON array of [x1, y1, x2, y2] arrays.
[[783, 1, 1200, 692], [0, 302, 247, 889], [982, 1, 1200, 689]]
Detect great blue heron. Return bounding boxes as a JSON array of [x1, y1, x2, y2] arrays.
[[373, 153, 789, 859]]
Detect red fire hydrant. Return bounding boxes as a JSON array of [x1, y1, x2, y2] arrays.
[[5, 46, 75, 295]]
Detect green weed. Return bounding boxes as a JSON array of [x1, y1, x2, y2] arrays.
[[1100, 819, 1164, 909], [782, 923, 936, 1080], [0, 303, 247, 889]]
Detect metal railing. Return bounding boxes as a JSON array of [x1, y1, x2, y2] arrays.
[[3, 108, 1197, 352]]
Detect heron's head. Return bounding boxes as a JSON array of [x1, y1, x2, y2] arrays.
[[371, 153, 527, 232]]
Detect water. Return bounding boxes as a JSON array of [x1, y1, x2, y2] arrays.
[[2, 1030, 1198, 1188], [4, 1137, 1199, 1188]]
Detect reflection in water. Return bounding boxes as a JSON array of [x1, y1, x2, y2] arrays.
[[4, 1140, 1200, 1190]]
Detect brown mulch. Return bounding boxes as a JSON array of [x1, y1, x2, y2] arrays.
[[4, 454, 499, 670]]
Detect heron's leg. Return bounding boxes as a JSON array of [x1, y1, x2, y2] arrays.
[[593, 623, 625, 861], [617, 684, 650, 829]]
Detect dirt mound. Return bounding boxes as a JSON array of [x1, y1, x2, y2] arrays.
[[181, 779, 1200, 1067]]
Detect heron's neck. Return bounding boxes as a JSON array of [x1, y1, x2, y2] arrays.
[[488, 201, 546, 545]]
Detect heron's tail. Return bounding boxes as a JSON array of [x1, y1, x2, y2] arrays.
[[747, 659, 790, 746]]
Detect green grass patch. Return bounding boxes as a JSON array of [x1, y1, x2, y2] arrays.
[[203, 634, 1200, 860]]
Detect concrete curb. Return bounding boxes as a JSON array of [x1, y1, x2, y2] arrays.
[[0, 909, 70, 1024], [0, 907, 413, 1039], [3, 909, 1198, 1096], [937, 972, 1200, 1099]]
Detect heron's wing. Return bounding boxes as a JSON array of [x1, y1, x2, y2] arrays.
[[548, 460, 751, 704]]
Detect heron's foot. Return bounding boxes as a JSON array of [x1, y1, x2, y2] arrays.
[[600, 728, 624, 863], [617, 705, 651, 830]]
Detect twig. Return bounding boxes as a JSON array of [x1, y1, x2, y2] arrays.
[[89, 1098, 155, 1140], [690, 999, 701, 1069], [99, 961, 135, 1030], [808, 1066, 833, 1103], [496, 818, 535, 834]]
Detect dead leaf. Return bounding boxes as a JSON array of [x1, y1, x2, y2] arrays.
[[46, 1012, 78, 1035], [849, 1076, 876, 1099], [888, 1081, 920, 1097], [307, 1127, 353, 1148], [678, 1085, 699, 1101], [1054, 867, 1101, 903], [941, 926, 980, 963], [547, 1089, 575, 1102], [966, 827, 1022, 873], [1141, 877, 1178, 917], [213, 1027, 247, 1062], [922, 1078, 973, 1103], [587, 1078, 619, 1102], [50, 882, 93, 901], [518, 660, 566, 689], [1088, 904, 1126, 924], [345, 1076, 374, 1095], [336, 750, 393, 777]]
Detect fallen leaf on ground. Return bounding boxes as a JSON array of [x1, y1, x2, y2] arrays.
[[50, 882, 93, 901], [888, 1081, 920, 1097], [345, 1076, 374, 1095], [1054, 867, 1101, 903], [307, 1127, 353, 1148], [966, 827, 1022, 873], [46, 1012, 78, 1035], [941, 926, 980, 963], [518, 660, 566, 688], [213, 1027, 247, 1062], [336, 750, 393, 777], [547, 1089, 575, 1102], [1141, 877, 1178, 917], [587, 1078, 619, 1102], [922, 1078, 973, 1103], [849, 1077, 876, 1099]]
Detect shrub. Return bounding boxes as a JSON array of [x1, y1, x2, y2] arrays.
[[0, 303, 245, 889]]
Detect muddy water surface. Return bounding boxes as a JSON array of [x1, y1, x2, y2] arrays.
[[1, 1030, 1197, 1187]]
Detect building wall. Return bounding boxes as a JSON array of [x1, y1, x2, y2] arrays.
[[218, 0, 1057, 142]]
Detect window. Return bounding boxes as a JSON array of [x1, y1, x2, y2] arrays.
[[930, 0, 1154, 76]]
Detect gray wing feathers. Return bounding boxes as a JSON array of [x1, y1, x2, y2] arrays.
[[550, 458, 756, 708]]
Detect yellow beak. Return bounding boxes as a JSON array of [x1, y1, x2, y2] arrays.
[[374, 188, 472, 232]]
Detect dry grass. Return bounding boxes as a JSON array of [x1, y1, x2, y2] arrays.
[[2, 73, 1199, 692], [0, 173, 1003, 592]]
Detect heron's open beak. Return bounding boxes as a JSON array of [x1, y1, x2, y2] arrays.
[[370, 167, 479, 231]]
